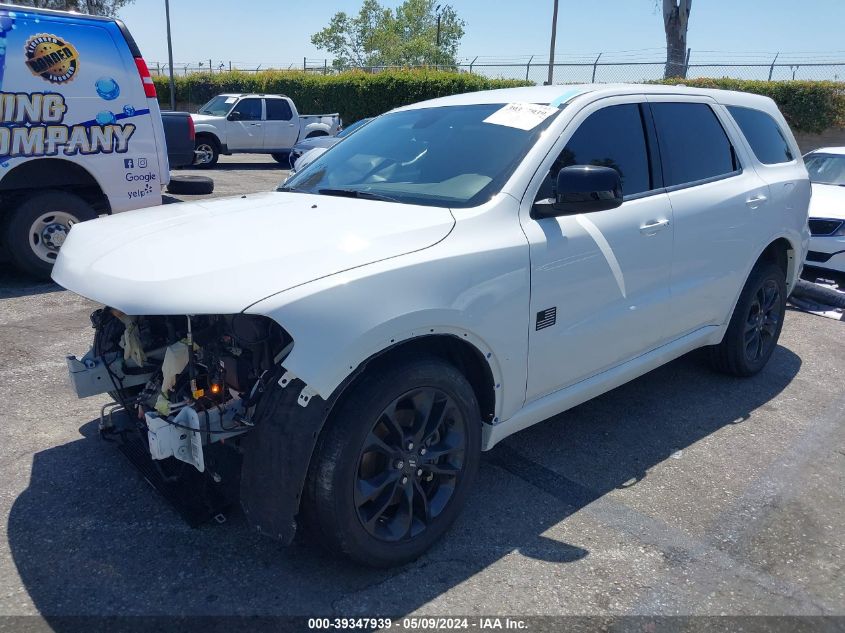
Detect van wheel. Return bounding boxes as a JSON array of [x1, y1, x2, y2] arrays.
[[303, 357, 481, 567], [194, 136, 219, 168], [709, 261, 787, 376], [271, 152, 289, 164], [2, 191, 97, 279]]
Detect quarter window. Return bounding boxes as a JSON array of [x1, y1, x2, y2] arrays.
[[727, 106, 794, 165], [266, 99, 293, 121], [650, 102, 738, 187], [231, 98, 262, 121], [537, 103, 651, 200]]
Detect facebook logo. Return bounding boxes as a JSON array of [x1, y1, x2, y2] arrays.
[[124, 158, 134, 169]]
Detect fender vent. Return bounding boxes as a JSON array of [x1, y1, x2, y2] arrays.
[[536, 307, 557, 330]]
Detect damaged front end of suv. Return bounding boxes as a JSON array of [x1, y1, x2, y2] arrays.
[[67, 306, 324, 541]]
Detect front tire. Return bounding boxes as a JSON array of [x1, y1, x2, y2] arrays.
[[271, 152, 289, 164], [303, 357, 481, 567], [2, 191, 97, 279], [709, 261, 787, 376]]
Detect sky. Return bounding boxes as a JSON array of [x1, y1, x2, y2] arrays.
[[118, 0, 845, 70]]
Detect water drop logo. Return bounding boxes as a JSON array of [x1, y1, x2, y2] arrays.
[[123, 105, 136, 117], [95, 76, 120, 100], [95, 110, 116, 125]]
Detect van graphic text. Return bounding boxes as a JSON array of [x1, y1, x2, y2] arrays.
[[0, 92, 135, 158]]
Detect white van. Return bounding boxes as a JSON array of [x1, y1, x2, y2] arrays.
[[0, 4, 168, 277]]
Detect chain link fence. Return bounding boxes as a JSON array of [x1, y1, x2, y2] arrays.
[[149, 53, 845, 84]]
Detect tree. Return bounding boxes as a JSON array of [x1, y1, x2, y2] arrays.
[[13, 0, 134, 16], [662, 0, 692, 78], [312, 0, 466, 68]]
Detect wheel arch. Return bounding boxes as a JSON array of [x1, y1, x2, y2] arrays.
[[757, 236, 796, 292], [0, 158, 110, 214], [194, 130, 221, 147], [330, 333, 498, 426], [713, 234, 800, 346]]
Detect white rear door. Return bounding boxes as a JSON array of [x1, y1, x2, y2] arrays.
[[263, 98, 300, 151]]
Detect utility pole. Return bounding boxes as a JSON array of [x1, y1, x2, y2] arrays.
[[164, 0, 176, 110], [435, 4, 442, 47], [546, 0, 559, 85]]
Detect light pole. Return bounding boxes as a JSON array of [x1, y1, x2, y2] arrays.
[[546, 0, 559, 85], [435, 4, 442, 48], [165, 0, 176, 110]]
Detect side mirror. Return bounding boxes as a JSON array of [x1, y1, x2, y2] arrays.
[[227, 110, 242, 121], [533, 165, 623, 219]]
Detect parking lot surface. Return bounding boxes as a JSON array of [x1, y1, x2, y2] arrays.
[[0, 155, 843, 624]]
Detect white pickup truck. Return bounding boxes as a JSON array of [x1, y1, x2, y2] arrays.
[[190, 93, 341, 167]]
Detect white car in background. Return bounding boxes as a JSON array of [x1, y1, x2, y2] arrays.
[[803, 148, 845, 274], [191, 94, 341, 167]]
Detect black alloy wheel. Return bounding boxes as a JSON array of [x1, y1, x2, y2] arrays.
[[354, 387, 467, 542]]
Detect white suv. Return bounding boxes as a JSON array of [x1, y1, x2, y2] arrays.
[[55, 84, 809, 567]]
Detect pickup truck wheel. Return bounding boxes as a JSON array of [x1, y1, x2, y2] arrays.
[[2, 191, 97, 279], [303, 357, 480, 567], [271, 152, 289, 164], [709, 261, 786, 376], [194, 136, 219, 168]]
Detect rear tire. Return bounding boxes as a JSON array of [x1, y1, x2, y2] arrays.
[[271, 152, 289, 164], [303, 356, 481, 567], [2, 191, 97, 279], [709, 261, 787, 376]]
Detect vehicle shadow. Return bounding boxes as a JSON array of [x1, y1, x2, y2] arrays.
[[6, 346, 801, 621], [0, 267, 62, 299]]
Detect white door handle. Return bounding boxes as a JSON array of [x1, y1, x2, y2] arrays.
[[639, 219, 670, 235], [746, 194, 768, 208]]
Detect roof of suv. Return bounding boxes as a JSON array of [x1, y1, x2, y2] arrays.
[[397, 83, 777, 112], [219, 93, 288, 99]]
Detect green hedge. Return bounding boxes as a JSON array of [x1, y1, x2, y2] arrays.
[[655, 78, 845, 133], [153, 69, 531, 123]]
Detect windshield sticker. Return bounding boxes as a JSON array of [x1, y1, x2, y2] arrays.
[[224, 97, 237, 104], [483, 102, 559, 131]]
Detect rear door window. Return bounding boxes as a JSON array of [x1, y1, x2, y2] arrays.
[[266, 99, 293, 121], [727, 106, 794, 165], [537, 103, 652, 200], [650, 102, 738, 187]]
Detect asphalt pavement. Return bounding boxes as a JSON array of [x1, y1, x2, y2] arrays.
[[0, 155, 843, 626]]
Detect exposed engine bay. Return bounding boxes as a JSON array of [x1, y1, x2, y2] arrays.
[[67, 308, 292, 473]]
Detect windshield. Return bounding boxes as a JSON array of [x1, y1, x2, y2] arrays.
[[804, 153, 845, 186], [280, 103, 561, 208], [198, 95, 237, 116]]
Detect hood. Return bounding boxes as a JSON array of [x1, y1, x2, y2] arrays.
[[809, 183, 845, 221], [53, 192, 455, 315], [294, 136, 338, 152], [191, 113, 222, 124]]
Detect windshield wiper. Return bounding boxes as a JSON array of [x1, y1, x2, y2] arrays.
[[277, 185, 310, 193], [317, 188, 399, 203]]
